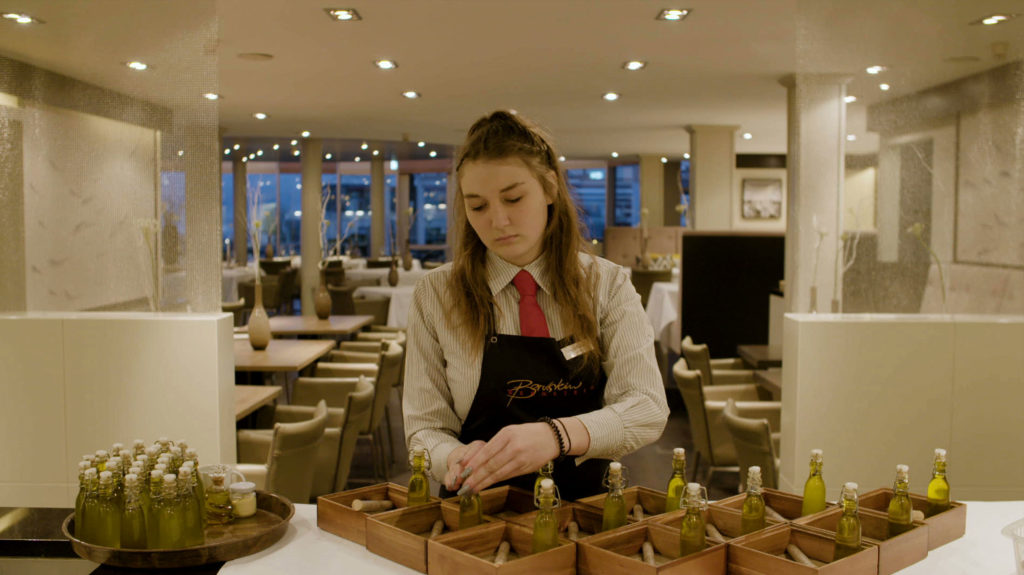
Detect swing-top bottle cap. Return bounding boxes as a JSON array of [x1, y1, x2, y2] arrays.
[[99, 470, 112, 481], [108, 457, 121, 467], [896, 464, 909, 473], [609, 462, 622, 473], [185, 448, 197, 458], [153, 464, 168, 473], [810, 448, 823, 458], [686, 482, 701, 495], [111, 442, 123, 451], [179, 467, 192, 478], [749, 465, 761, 475], [844, 481, 858, 491], [673, 447, 685, 458], [95, 449, 108, 458], [78, 461, 90, 471], [163, 474, 177, 484], [158, 437, 169, 444], [934, 448, 946, 460], [539, 478, 554, 493], [129, 466, 141, 476], [170, 446, 182, 455], [176, 439, 188, 448], [85, 468, 97, 477], [412, 446, 424, 455], [133, 439, 145, 447], [150, 470, 162, 480], [125, 473, 138, 484]]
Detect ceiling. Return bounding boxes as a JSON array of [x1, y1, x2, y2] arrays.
[[1, 0, 1021, 161]]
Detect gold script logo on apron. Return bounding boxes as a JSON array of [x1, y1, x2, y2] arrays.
[[505, 379, 586, 406]]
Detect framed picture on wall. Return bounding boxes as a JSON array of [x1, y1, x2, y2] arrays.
[[741, 178, 783, 219]]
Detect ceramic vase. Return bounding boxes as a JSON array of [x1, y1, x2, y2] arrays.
[[402, 241, 413, 271], [314, 269, 332, 319], [247, 283, 272, 350], [387, 259, 399, 287]]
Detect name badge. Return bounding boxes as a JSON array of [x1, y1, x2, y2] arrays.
[[560, 341, 590, 361]]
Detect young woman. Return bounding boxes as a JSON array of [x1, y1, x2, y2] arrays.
[[403, 111, 668, 500]]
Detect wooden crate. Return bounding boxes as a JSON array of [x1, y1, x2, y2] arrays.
[[365, 502, 480, 573], [508, 503, 614, 542], [577, 521, 726, 575], [713, 488, 830, 522], [858, 487, 965, 550], [441, 485, 536, 521], [427, 520, 575, 575], [576, 486, 670, 521], [727, 523, 878, 575], [655, 505, 783, 542], [793, 506, 927, 575], [317, 482, 418, 545]]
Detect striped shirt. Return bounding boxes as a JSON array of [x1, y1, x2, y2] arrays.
[[402, 250, 669, 482]]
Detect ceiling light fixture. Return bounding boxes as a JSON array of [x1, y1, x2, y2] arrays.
[[660, 157, 668, 164], [253, 112, 268, 120], [273, 144, 280, 150], [879, 83, 891, 91], [361, 142, 368, 150], [372, 150, 380, 156], [866, 65, 886, 75], [846, 134, 857, 141], [429, 151, 437, 158], [972, 13, 1017, 25], [242, 157, 248, 163], [683, 153, 691, 159], [325, 153, 333, 160], [125, 61, 149, 71], [224, 148, 230, 155], [3, 12, 42, 24], [417, 141, 425, 147], [291, 139, 298, 146], [325, 8, 362, 21], [375, 59, 397, 70], [257, 149, 263, 156], [177, 150, 184, 157], [354, 156, 361, 162], [623, 60, 646, 71], [293, 150, 300, 157], [233, 144, 240, 150], [742, 132, 753, 140], [559, 156, 566, 162], [402, 91, 421, 99], [657, 9, 691, 21], [248, 153, 255, 159], [603, 92, 619, 101], [203, 93, 220, 101], [301, 130, 311, 138], [611, 152, 619, 158], [844, 95, 857, 103]]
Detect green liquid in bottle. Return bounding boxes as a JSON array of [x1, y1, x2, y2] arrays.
[[74, 463, 90, 539], [79, 470, 100, 544], [120, 474, 147, 549], [926, 448, 950, 517], [155, 474, 185, 549], [801, 449, 826, 516], [833, 482, 862, 561], [601, 462, 627, 531], [740, 466, 765, 535], [204, 474, 234, 526], [679, 483, 706, 557], [887, 464, 914, 537], [178, 470, 205, 547], [407, 448, 431, 506], [665, 448, 687, 513], [458, 492, 482, 529], [532, 478, 558, 553], [94, 471, 122, 548]]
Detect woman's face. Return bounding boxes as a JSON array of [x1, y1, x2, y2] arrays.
[[460, 157, 553, 267]]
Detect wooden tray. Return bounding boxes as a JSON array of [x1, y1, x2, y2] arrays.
[[60, 490, 293, 568]]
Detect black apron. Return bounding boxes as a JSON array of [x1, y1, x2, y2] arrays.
[[440, 332, 611, 502]]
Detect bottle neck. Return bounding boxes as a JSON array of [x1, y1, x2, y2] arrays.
[[98, 481, 115, 498], [538, 493, 555, 511], [893, 477, 909, 494], [672, 458, 685, 476], [809, 461, 822, 476], [932, 461, 946, 478]]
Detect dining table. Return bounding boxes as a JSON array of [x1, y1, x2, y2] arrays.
[[754, 367, 782, 400], [268, 314, 374, 337], [737, 343, 783, 369], [233, 338, 335, 372], [645, 280, 681, 354], [234, 385, 283, 420]]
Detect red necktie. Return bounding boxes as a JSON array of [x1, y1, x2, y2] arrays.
[[512, 270, 550, 338]]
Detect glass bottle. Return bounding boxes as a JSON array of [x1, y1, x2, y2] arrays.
[[926, 448, 950, 517], [184, 449, 205, 517], [801, 449, 826, 516], [887, 464, 914, 537], [169, 446, 184, 474], [94, 470, 122, 548], [178, 468, 205, 547], [155, 474, 185, 549], [229, 481, 258, 518], [132, 439, 146, 460], [407, 447, 431, 506], [74, 462, 90, 538], [94, 450, 109, 472], [532, 477, 559, 553], [145, 471, 164, 547], [78, 467, 99, 542], [458, 491, 482, 529], [833, 482, 862, 561], [110, 443, 124, 460], [741, 466, 766, 534], [601, 461, 627, 531], [120, 473, 147, 549], [205, 473, 234, 525], [182, 461, 206, 527], [665, 447, 687, 513], [679, 482, 706, 557], [534, 460, 554, 501]]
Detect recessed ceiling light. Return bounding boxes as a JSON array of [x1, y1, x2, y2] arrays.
[[248, 153, 255, 159], [866, 65, 886, 75], [844, 95, 857, 103], [224, 148, 230, 155], [972, 13, 1017, 25], [375, 59, 397, 70], [233, 144, 240, 150], [273, 144, 280, 150], [509, 109, 518, 115], [290, 139, 298, 146], [325, 8, 362, 21], [372, 150, 380, 156], [611, 152, 619, 158], [603, 92, 620, 101], [325, 153, 333, 160], [846, 134, 857, 141], [203, 93, 220, 101], [3, 12, 43, 24], [660, 157, 668, 164], [354, 156, 361, 162], [623, 60, 646, 71], [177, 150, 184, 157], [742, 132, 753, 140], [257, 149, 263, 156], [683, 153, 690, 159], [657, 9, 691, 21], [292, 150, 300, 157], [301, 130, 311, 138], [559, 156, 566, 162], [417, 141, 425, 147], [429, 151, 437, 158], [241, 157, 248, 163], [402, 91, 421, 99], [879, 83, 891, 91], [361, 142, 369, 150], [253, 112, 268, 120], [125, 61, 149, 71]]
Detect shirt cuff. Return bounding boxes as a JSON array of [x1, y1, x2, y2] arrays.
[[573, 408, 625, 464]]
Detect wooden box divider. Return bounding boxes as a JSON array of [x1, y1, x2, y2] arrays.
[[727, 523, 878, 575], [793, 505, 927, 575], [713, 487, 829, 522], [655, 504, 783, 542], [441, 485, 537, 521], [365, 501, 476, 573], [576, 520, 727, 574], [507, 502, 611, 542], [427, 519, 575, 575], [858, 487, 965, 550], [316, 482, 416, 545], [575, 485, 670, 520]]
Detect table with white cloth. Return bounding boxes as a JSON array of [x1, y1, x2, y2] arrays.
[[219, 500, 1024, 574], [354, 285, 416, 328], [222, 266, 256, 302], [645, 280, 680, 354], [344, 263, 427, 286]]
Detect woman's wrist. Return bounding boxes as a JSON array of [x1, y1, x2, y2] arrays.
[[555, 417, 590, 457]]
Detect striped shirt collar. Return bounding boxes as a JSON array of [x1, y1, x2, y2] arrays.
[[486, 250, 551, 297]]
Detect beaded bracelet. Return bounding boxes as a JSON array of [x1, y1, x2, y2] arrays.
[[538, 416, 568, 460]]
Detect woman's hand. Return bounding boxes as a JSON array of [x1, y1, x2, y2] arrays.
[[444, 440, 486, 492], [457, 422, 560, 495]]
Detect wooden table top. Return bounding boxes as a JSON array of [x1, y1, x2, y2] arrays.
[[234, 338, 335, 372], [268, 314, 374, 336], [737, 344, 783, 369], [754, 368, 782, 400], [234, 385, 283, 420]]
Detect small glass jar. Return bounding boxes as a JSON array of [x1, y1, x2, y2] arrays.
[[229, 481, 258, 518]]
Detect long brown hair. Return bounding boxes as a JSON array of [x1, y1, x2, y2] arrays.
[[451, 110, 601, 371]]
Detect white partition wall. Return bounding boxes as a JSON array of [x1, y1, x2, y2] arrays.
[[780, 313, 1024, 502], [0, 312, 235, 507]]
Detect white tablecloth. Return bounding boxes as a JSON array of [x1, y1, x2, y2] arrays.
[[222, 266, 256, 302], [354, 285, 416, 328], [220, 500, 1024, 574], [646, 280, 680, 354], [345, 264, 427, 287]]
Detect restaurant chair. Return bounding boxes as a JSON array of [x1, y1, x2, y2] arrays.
[[354, 294, 390, 325], [235, 399, 328, 504], [238, 276, 282, 316], [327, 284, 357, 315], [221, 298, 246, 327], [276, 267, 298, 314], [681, 335, 756, 385], [355, 330, 407, 346], [338, 340, 389, 354], [672, 359, 781, 487], [722, 398, 780, 491], [629, 268, 672, 308], [365, 258, 393, 269]]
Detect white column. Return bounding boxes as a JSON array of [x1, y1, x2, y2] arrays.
[[638, 155, 665, 228], [685, 125, 738, 230], [779, 74, 850, 313], [397, 173, 411, 255], [370, 156, 386, 257], [183, 124, 221, 312], [300, 138, 323, 316]]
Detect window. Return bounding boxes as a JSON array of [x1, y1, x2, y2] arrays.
[[612, 164, 640, 227], [566, 167, 607, 241], [410, 172, 448, 263], [679, 160, 691, 227], [221, 171, 233, 250]]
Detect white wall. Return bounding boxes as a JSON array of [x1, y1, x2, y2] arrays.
[[843, 166, 876, 231], [0, 312, 235, 507]]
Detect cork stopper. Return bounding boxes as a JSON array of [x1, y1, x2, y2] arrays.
[[673, 447, 685, 460], [609, 461, 622, 475], [99, 470, 112, 483], [125, 473, 138, 485], [539, 478, 554, 495], [179, 467, 193, 479], [686, 482, 701, 496], [934, 448, 947, 461], [810, 449, 823, 462], [150, 470, 162, 481], [78, 461, 90, 472], [85, 468, 97, 478], [163, 474, 176, 485]]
